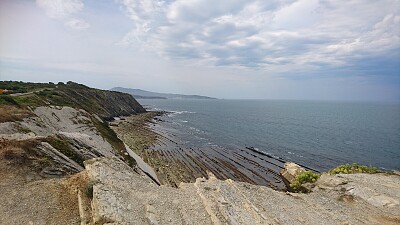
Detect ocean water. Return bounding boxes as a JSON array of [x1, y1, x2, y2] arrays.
[[139, 99, 400, 171]]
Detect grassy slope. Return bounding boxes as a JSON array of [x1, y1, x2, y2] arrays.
[[0, 81, 145, 119]]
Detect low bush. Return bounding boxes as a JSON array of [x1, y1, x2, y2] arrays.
[[329, 163, 379, 174], [84, 181, 99, 199], [0, 95, 18, 105], [290, 171, 320, 192]]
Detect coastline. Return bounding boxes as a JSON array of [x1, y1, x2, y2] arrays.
[[112, 111, 286, 189], [111, 111, 202, 187]]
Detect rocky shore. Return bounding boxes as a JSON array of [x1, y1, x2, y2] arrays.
[[112, 113, 286, 189]]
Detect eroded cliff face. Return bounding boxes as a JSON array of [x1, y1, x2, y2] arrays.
[[0, 82, 147, 224], [0, 81, 146, 122], [57, 83, 146, 120], [0, 106, 133, 177], [0, 81, 147, 177]]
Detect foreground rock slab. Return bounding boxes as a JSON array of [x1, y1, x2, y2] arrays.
[[85, 157, 213, 225], [85, 157, 400, 225]]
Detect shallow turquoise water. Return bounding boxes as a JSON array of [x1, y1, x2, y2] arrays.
[[139, 99, 400, 171]]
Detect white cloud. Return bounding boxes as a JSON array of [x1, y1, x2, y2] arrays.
[[117, 0, 165, 40], [36, 0, 83, 18], [117, 0, 400, 72], [65, 18, 90, 30], [36, 0, 89, 30]]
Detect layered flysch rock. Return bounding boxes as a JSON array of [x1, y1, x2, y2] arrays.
[[58, 83, 146, 120], [0, 106, 128, 175], [85, 157, 400, 225]]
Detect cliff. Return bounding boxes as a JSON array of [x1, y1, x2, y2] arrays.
[[0, 81, 145, 120], [57, 82, 146, 120], [0, 81, 145, 177]]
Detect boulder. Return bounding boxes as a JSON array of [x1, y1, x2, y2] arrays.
[[280, 162, 305, 191]]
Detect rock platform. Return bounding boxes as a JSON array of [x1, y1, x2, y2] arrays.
[[83, 157, 400, 225]]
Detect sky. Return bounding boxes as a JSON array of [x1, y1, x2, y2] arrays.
[[0, 0, 399, 101]]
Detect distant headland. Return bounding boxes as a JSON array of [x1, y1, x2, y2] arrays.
[[111, 87, 216, 100]]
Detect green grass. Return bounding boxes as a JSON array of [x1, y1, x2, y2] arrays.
[[0, 81, 55, 93], [13, 95, 44, 106], [329, 163, 379, 174], [37, 89, 59, 97], [0, 93, 45, 108], [1, 81, 145, 120], [0, 95, 18, 105], [91, 116, 125, 152]]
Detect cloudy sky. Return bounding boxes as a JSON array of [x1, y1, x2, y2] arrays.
[[0, 0, 399, 101]]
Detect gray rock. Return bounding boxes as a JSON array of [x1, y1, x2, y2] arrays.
[[84, 157, 400, 225]]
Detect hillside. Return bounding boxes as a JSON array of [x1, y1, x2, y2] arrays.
[[0, 81, 153, 224], [0, 81, 145, 120], [0, 80, 148, 170], [111, 87, 216, 99]]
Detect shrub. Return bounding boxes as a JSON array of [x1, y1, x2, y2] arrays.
[[84, 181, 99, 199], [290, 171, 320, 192], [126, 157, 137, 168], [329, 163, 379, 174], [0, 95, 18, 105]]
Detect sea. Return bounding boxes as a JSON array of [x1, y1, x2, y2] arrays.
[[138, 99, 400, 172]]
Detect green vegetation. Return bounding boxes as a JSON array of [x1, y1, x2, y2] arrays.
[[90, 116, 137, 168], [1, 81, 145, 120], [290, 171, 320, 192], [0, 81, 55, 93], [37, 89, 60, 98], [329, 163, 379, 174], [45, 136, 85, 166], [0, 90, 47, 108], [36, 156, 53, 167], [91, 116, 125, 152], [127, 157, 136, 168], [0, 81, 143, 168], [84, 181, 99, 199], [0, 95, 18, 105], [13, 95, 45, 106]]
